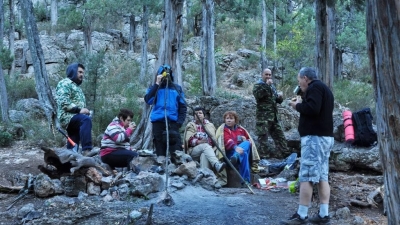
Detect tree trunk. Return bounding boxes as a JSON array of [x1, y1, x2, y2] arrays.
[[139, 5, 149, 84], [8, 0, 16, 78], [200, 0, 216, 96], [50, 0, 58, 36], [0, 0, 3, 47], [132, 0, 184, 150], [20, 0, 57, 128], [83, 17, 93, 54], [366, 1, 400, 224], [186, 0, 195, 36], [260, 0, 268, 70], [315, 0, 335, 90], [0, 62, 9, 123], [157, 0, 184, 86], [273, 1, 277, 69], [128, 14, 137, 52]]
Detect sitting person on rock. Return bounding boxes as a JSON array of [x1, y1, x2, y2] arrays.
[[100, 108, 139, 171], [184, 107, 226, 173], [216, 111, 260, 184]]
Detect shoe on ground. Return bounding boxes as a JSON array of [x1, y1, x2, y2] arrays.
[[157, 155, 166, 164], [230, 154, 239, 165], [309, 214, 330, 224], [214, 162, 226, 173], [279, 213, 308, 225]]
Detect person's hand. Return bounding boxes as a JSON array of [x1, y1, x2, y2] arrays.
[[156, 75, 163, 85], [235, 146, 244, 155], [197, 139, 208, 145], [80, 108, 90, 115], [266, 79, 273, 85], [129, 121, 136, 130], [289, 96, 302, 109]]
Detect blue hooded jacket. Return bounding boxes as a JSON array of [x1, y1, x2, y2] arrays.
[[144, 79, 187, 125]]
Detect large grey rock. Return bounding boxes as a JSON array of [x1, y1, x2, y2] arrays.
[[8, 110, 28, 123], [15, 98, 46, 120], [34, 174, 56, 197], [129, 172, 164, 196]]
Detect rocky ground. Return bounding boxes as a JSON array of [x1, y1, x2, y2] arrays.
[[0, 141, 387, 225]]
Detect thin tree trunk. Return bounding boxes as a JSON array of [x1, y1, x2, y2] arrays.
[[50, 0, 58, 36], [8, 0, 16, 78], [273, 0, 277, 69], [315, 0, 335, 90], [186, 0, 194, 36], [139, 5, 149, 83], [83, 16, 92, 54], [0, 62, 9, 123], [200, 0, 216, 96], [260, 0, 268, 70], [128, 14, 137, 52], [0, 0, 3, 47], [21, 0, 57, 128], [367, 1, 400, 224]]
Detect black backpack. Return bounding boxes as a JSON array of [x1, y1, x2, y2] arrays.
[[352, 108, 377, 147]]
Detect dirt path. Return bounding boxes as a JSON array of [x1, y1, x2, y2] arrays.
[[0, 141, 387, 225]]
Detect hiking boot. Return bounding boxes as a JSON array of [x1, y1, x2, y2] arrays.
[[214, 162, 226, 173], [230, 154, 239, 165], [157, 155, 166, 164], [309, 214, 330, 224], [279, 213, 308, 225]]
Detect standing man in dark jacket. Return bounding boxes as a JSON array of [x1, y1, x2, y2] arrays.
[[144, 64, 187, 164], [281, 67, 334, 225], [253, 68, 288, 158], [56, 63, 93, 155]]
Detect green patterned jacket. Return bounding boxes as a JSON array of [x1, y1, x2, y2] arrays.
[[55, 78, 86, 128], [252, 79, 283, 122]]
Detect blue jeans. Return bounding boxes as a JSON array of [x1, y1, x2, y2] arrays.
[[227, 140, 251, 183], [67, 113, 93, 151]]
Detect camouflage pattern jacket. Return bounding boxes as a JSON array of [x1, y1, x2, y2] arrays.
[[55, 78, 86, 128], [253, 79, 283, 122]]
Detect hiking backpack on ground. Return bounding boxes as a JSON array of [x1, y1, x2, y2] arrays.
[[352, 108, 377, 147]]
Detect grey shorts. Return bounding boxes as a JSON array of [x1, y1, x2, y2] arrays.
[[299, 136, 334, 183]]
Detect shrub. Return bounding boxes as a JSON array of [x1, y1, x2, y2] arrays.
[[0, 47, 14, 70], [0, 131, 13, 147], [5, 77, 38, 107], [333, 79, 375, 116]]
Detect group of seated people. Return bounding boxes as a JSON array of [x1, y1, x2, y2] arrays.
[[96, 107, 259, 186]]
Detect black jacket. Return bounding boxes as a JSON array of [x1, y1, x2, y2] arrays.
[[295, 80, 334, 137]]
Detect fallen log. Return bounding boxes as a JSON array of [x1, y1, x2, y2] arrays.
[[0, 184, 23, 193], [40, 146, 111, 177]]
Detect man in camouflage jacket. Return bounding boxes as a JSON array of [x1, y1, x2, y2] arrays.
[[252, 68, 288, 157], [56, 63, 92, 155]]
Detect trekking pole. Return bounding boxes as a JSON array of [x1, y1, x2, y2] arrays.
[[57, 127, 79, 153]]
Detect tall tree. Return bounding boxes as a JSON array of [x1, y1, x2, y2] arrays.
[[367, 0, 400, 224], [132, 0, 184, 150], [0, 0, 3, 47], [200, 0, 216, 96], [50, 0, 58, 35], [0, 61, 8, 123], [21, 0, 57, 128], [139, 4, 149, 83], [260, 0, 268, 70], [8, 0, 16, 77], [0, 0, 9, 123], [315, 0, 335, 89]]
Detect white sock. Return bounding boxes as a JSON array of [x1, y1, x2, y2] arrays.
[[297, 205, 308, 219], [319, 204, 329, 217]]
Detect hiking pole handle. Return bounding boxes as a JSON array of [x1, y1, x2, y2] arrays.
[[57, 127, 77, 147]]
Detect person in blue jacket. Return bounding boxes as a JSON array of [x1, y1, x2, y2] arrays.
[[144, 64, 187, 164]]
